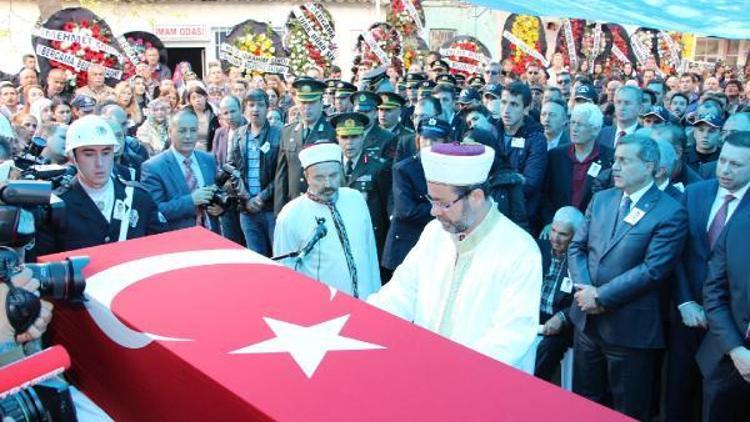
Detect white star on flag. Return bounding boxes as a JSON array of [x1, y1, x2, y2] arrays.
[[229, 314, 385, 378]]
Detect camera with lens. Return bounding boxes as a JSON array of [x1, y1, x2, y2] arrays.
[[13, 137, 49, 171], [19, 165, 77, 191], [213, 163, 250, 209], [0, 180, 66, 245], [0, 376, 77, 422]]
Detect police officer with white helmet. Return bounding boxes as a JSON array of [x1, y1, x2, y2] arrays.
[[32, 115, 166, 257]]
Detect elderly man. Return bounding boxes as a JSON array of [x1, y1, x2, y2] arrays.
[[274, 79, 336, 214], [369, 142, 542, 373], [653, 124, 703, 192], [540, 99, 569, 151], [597, 86, 642, 148], [101, 104, 149, 180], [75, 64, 115, 104], [653, 139, 682, 200], [535, 206, 585, 381], [569, 134, 687, 419], [540, 103, 614, 236], [44, 68, 68, 101], [669, 132, 750, 422], [17, 68, 38, 92], [274, 142, 380, 297], [141, 108, 223, 233], [33, 116, 165, 257]]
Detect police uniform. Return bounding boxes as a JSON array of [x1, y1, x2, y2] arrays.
[[332, 112, 392, 259], [274, 79, 336, 215], [33, 177, 167, 257]]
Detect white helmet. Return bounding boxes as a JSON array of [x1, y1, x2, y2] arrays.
[[65, 115, 119, 155]]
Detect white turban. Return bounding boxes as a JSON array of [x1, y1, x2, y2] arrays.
[[421, 143, 494, 186], [299, 142, 342, 169]]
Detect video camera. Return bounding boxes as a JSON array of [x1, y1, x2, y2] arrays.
[[0, 180, 65, 248], [0, 346, 77, 421], [11, 136, 77, 190]]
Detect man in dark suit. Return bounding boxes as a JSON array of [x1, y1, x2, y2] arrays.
[[497, 82, 548, 224], [333, 112, 391, 259], [691, 132, 750, 422], [33, 115, 166, 258], [596, 86, 642, 149], [534, 206, 584, 381], [381, 118, 450, 274], [351, 91, 398, 163], [698, 214, 750, 422], [274, 79, 336, 215], [141, 108, 223, 233], [226, 89, 281, 256], [568, 134, 688, 420], [540, 103, 614, 237], [433, 83, 468, 143]]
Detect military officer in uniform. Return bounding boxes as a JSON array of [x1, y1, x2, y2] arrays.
[[323, 79, 339, 115], [33, 115, 166, 258], [417, 80, 436, 100], [378, 92, 416, 164], [351, 91, 398, 163], [332, 112, 391, 260], [403, 73, 426, 125], [333, 81, 357, 114], [274, 79, 336, 215]]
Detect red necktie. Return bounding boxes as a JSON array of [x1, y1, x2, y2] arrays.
[[183, 158, 205, 227], [615, 130, 626, 146], [707, 194, 735, 249]]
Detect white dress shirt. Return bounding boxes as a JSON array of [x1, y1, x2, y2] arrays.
[[79, 177, 115, 222]]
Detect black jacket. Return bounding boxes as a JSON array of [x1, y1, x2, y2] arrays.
[[488, 169, 529, 232], [227, 122, 281, 212]]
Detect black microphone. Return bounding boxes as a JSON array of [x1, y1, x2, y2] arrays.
[[299, 217, 327, 259]]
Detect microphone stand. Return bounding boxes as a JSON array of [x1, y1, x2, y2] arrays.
[[271, 218, 327, 262]]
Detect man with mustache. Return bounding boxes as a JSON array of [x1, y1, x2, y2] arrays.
[[369, 142, 542, 374], [274, 142, 381, 298]]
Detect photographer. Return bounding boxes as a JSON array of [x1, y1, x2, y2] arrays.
[[32, 115, 167, 258], [141, 107, 224, 233], [226, 89, 280, 256], [37, 122, 68, 165]]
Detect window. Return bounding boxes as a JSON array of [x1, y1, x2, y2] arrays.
[[429, 29, 456, 51], [694, 38, 741, 66]]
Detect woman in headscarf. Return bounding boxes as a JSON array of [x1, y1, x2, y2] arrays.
[[136, 98, 170, 155]]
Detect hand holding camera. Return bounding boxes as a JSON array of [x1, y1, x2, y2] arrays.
[[0, 268, 53, 345]]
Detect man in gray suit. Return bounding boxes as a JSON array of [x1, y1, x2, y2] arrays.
[[568, 134, 687, 420], [141, 108, 223, 232]]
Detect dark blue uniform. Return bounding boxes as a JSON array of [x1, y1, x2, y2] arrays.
[[32, 177, 167, 258], [381, 155, 432, 271]]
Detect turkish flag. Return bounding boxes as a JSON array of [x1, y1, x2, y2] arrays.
[[42, 227, 628, 421]]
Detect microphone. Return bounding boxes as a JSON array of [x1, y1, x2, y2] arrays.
[[0, 345, 71, 399], [298, 217, 327, 259]]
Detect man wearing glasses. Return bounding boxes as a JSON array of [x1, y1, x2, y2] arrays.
[[556, 71, 573, 104], [369, 142, 542, 374]]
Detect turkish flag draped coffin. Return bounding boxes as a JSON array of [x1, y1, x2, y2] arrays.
[[41, 227, 628, 421]]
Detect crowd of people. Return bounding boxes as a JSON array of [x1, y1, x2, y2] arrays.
[[1, 43, 750, 422]]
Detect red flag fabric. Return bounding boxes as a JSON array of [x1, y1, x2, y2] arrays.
[[42, 227, 629, 421]]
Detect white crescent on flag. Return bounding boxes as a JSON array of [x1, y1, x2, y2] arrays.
[[84, 248, 279, 349]]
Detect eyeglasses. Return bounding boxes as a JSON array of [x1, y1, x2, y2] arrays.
[[425, 192, 467, 210], [527, 71, 539, 75]]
